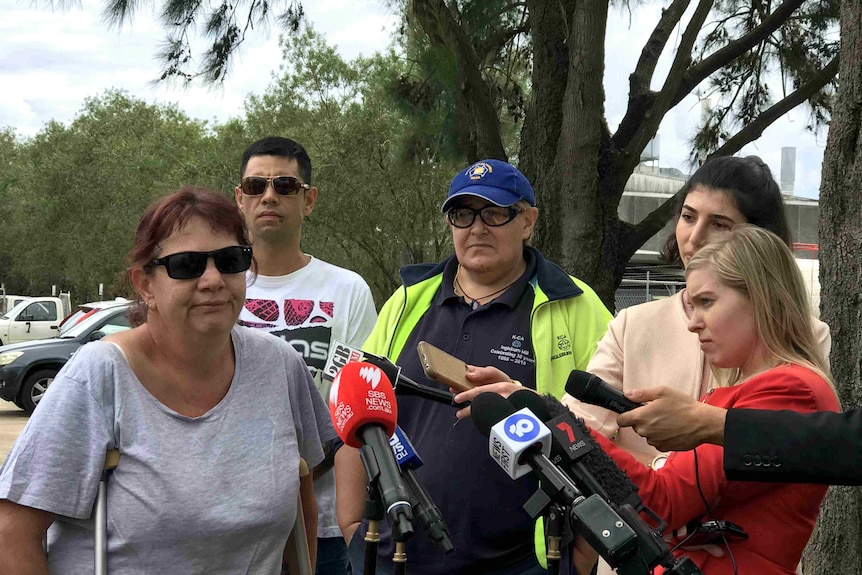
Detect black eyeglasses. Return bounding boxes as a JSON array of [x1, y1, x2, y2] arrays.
[[147, 245, 253, 280], [446, 205, 522, 228], [239, 176, 311, 196]]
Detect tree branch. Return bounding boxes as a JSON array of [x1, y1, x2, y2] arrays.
[[612, 0, 691, 149], [616, 0, 714, 192], [477, 21, 529, 62], [671, 0, 807, 107], [707, 55, 839, 159], [411, 0, 507, 161], [634, 184, 684, 240]]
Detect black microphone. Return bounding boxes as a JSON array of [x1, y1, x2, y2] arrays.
[[565, 370, 643, 414], [389, 426, 454, 553]]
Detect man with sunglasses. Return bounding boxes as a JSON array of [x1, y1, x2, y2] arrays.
[[235, 137, 377, 575], [335, 159, 612, 575]]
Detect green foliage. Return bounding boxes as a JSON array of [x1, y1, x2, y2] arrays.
[[1, 91, 215, 302], [100, 0, 305, 83], [388, 0, 529, 162], [243, 27, 457, 301], [691, 0, 839, 160], [0, 28, 456, 307]]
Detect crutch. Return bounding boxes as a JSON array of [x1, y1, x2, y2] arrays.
[[290, 458, 314, 575], [95, 449, 120, 575]]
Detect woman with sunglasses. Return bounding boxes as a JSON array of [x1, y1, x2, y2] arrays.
[[0, 187, 335, 574], [335, 160, 612, 575], [579, 225, 839, 574]]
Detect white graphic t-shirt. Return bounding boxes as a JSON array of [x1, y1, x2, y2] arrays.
[[239, 256, 377, 539]]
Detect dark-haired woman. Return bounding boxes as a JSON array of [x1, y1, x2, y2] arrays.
[[562, 155, 830, 468], [0, 187, 334, 574]]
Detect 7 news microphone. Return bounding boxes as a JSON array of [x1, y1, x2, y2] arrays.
[[328, 361, 414, 541], [506, 389, 702, 575]]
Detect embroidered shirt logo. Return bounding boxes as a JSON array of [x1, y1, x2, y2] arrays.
[[557, 334, 571, 351]]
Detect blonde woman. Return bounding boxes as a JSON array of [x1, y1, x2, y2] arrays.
[[582, 225, 839, 574]]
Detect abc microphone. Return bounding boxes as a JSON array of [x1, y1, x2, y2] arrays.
[[329, 362, 414, 540], [565, 370, 644, 414], [389, 427, 454, 553]]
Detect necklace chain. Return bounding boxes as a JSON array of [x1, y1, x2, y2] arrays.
[[453, 264, 519, 309]]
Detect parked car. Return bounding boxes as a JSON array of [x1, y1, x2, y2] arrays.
[[0, 295, 31, 315], [58, 298, 130, 335], [0, 296, 72, 346], [0, 303, 132, 413]]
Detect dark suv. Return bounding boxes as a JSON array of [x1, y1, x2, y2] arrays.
[[0, 304, 132, 413]]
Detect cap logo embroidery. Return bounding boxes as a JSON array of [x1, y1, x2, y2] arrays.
[[466, 162, 493, 180]]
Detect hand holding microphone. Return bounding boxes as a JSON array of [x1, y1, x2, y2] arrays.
[[617, 386, 728, 451]]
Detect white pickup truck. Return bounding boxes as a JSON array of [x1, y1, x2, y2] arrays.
[[0, 296, 71, 346]]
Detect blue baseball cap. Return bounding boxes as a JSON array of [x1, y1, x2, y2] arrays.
[[441, 159, 536, 213]]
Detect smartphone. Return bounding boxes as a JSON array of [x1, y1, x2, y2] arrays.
[[417, 341, 475, 392]]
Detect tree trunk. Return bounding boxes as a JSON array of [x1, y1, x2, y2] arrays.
[[805, 0, 862, 572], [523, 1, 618, 308]]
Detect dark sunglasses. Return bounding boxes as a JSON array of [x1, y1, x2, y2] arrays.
[[147, 245, 253, 280], [446, 205, 522, 229], [239, 175, 311, 196]]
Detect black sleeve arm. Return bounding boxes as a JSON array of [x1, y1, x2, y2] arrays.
[[723, 408, 862, 485]]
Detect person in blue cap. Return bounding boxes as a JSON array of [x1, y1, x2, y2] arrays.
[[335, 159, 612, 575]]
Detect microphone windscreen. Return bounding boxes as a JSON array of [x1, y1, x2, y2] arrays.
[[470, 392, 517, 437], [508, 390, 641, 507], [329, 361, 398, 448]]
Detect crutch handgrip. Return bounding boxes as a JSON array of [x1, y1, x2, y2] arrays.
[[298, 457, 310, 478], [104, 450, 120, 472]]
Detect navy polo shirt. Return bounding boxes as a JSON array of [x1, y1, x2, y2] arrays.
[[355, 251, 545, 575]]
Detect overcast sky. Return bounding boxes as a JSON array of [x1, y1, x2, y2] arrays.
[[1, 1, 828, 198]]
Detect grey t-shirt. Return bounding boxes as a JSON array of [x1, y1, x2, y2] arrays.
[[0, 325, 336, 574]]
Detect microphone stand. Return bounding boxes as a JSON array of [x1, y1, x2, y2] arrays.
[[545, 502, 564, 575], [392, 535, 408, 575], [363, 484, 384, 575]]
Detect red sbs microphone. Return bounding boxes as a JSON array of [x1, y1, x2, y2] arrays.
[[330, 361, 398, 447], [329, 361, 414, 539]]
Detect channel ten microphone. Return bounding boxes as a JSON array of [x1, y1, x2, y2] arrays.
[[565, 370, 644, 413], [389, 426, 454, 554], [507, 390, 703, 575], [328, 361, 414, 540], [470, 392, 639, 568]]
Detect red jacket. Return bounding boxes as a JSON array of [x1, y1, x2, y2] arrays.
[[594, 364, 839, 574]]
